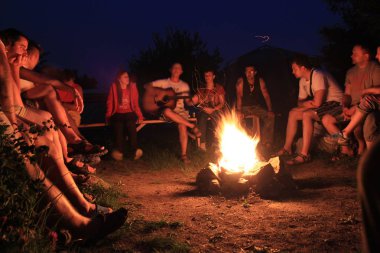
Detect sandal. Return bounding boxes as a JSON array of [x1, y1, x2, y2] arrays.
[[66, 157, 96, 175], [68, 141, 108, 157], [286, 153, 311, 165], [273, 148, 292, 157], [180, 154, 191, 164]]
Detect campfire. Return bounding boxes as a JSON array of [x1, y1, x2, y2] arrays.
[[196, 111, 295, 198]]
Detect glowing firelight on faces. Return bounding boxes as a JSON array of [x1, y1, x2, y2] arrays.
[[216, 111, 260, 174]]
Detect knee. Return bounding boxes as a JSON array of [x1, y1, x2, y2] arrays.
[[321, 114, 334, 126], [44, 86, 58, 99], [363, 113, 379, 142]]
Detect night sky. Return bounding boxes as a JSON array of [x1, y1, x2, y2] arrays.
[[1, 0, 342, 91]]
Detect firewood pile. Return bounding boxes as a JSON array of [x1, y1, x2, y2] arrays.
[[196, 157, 297, 199]]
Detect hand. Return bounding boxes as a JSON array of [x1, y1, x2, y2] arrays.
[[137, 118, 144, 124], [267, 111, 275, 117], [9, 53, 27, 67], [0, 39, 6, 53], [203, 107, 214, 115]]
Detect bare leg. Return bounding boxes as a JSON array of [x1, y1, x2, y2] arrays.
[[300, 110, 319, 156], [178, 124, 188, 156], [354, 125, 366, 155], [283, 107, 305, 152], [321, 114, 340, 134], [343, 110, 367, 137], [24, 85, 82, 143], [162, 108, 195, 128]]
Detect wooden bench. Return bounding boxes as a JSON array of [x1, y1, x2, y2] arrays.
[[79, 118, 200, 143]]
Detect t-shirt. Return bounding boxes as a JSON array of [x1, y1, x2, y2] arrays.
[[57, 83, 82, 103], [345, 61, 380, 105], [116, 87, 132, 113], [152, 78, 190, 112], [299, 69, 343, 103]]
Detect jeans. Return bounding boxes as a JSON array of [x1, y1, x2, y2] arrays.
[[110, 112, 138, 153]]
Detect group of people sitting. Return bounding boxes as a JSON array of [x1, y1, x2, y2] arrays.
[[0, 28, 127, 243], [273, 43, 380, 164]]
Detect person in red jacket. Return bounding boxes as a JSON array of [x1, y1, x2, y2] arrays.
[[106, 70, 144, 160]]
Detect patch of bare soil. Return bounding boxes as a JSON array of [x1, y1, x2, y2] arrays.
[[95, 157, 361, 252]]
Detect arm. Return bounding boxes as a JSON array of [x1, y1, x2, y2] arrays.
[[131, 83, 144, 122], [362, 87, 380, 96], [236, 78, 243, 111], [0, 40, 17, 125], [259, 78, 273, 112], [298, 89, 326, 108], [20, 68, 75, 94]]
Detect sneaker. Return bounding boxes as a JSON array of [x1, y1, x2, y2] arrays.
[[323, 132, 350, 146], [111, 150, 123, 161], [134, 149, 143, 160]]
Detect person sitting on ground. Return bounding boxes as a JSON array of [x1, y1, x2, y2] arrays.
[[5, 33, 106, 158], [0, 38, 126, 243], [144, 62, 201, 164], [106, 70, 144, 161], [1, 31, 97, 175], [322, 44, 380, 157], [57, 69, 84, 127], [236, 65, 275, 149], [274, 54, 343, 165], [191, 69, 225, 151]]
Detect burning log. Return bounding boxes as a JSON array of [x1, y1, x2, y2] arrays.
[[196, 110, 296, 198], [196, 157, 296, 198]]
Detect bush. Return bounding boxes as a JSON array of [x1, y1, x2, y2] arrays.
[[0, 124, 53, 252]]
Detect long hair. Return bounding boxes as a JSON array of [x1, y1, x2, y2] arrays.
[[115, 70, 130, 105]]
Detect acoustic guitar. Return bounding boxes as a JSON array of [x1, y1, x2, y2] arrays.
[[142, 87, 190, 115]]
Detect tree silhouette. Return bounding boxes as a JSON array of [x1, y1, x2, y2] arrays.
[[321, 0, 380, 84], [129, 28, 223, 91]]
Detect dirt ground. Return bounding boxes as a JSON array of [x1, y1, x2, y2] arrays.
[[93, 154, 361, 253]]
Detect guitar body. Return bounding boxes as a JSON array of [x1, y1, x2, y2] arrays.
[[142, 87, 177, 115]]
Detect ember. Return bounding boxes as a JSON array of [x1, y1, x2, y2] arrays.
[[196, 110, 295, 197]]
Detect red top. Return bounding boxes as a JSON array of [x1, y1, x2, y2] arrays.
[[57, 83, 81, 103], [106, 82, 143, 123], [116, 88, 133, 113]]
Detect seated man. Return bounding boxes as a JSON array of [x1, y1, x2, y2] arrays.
[[236, 65, 274, 148], [144, 62, 201, 163], [192, 69, 225, 151], [322, 44, 380, 156], [275, 54, 343, 165]]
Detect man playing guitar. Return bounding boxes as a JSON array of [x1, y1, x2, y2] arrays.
[[144, 62, 201, 164]]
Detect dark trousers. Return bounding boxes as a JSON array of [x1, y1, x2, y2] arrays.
[[358, 138, 380, 253], [197, 110, 221, 144], [110, 112, 138, 153]]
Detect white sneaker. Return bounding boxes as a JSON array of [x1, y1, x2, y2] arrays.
[[134, 148, 143, 160], [111, 150, 123, 161]]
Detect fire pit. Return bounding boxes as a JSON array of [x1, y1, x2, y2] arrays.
[[196, 111, 296, 198]]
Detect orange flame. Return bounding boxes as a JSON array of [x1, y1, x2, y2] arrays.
[[215, 110, 261, 175]]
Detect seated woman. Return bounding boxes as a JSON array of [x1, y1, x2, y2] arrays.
[[106, 70, 144, 160], [191, 69, 225, 151]]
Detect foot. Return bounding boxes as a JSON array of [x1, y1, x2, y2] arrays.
[[134, 149, 143, 160], [286, 153, 311, 165], [66, 158, 96, 175], [181, 154, 191, 164], [111, 150, 123, 161], [85, 207, 128, 244], [273, 148, 292, 157]]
